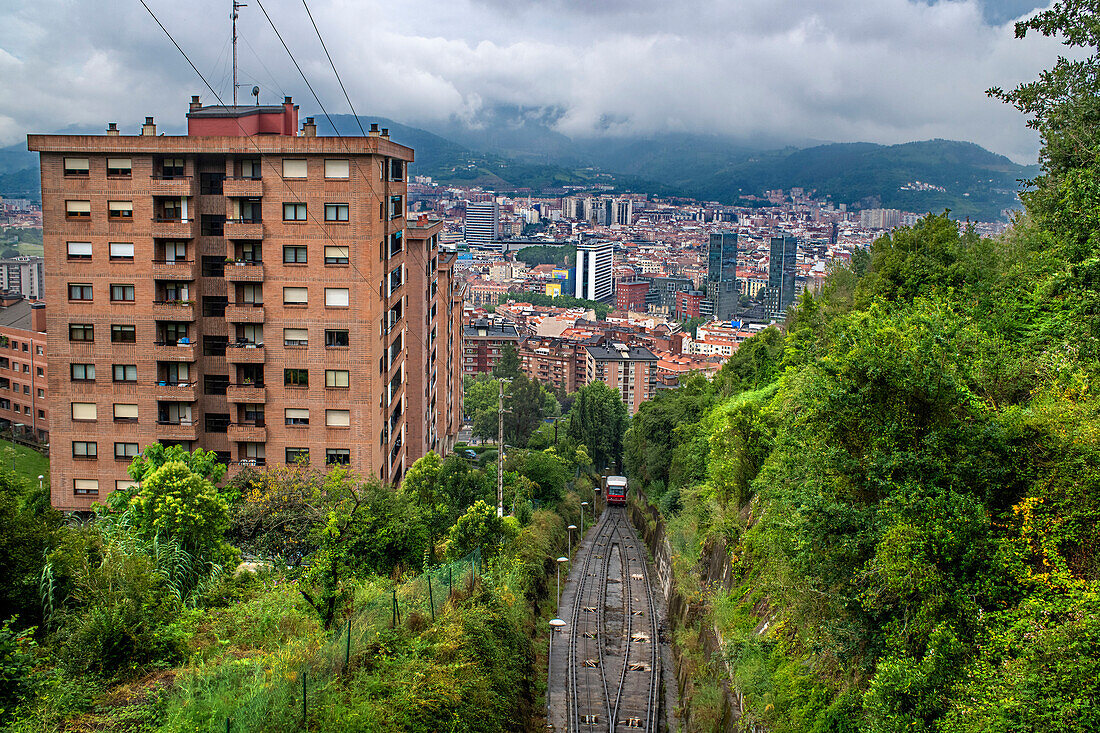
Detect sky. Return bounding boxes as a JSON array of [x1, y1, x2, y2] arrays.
[[0, 0, 1076, 163]]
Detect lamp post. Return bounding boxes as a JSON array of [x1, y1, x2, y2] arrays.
[[548, 618, 566, 725], [567, 524, 577, 557], [580, 501, 588, 537], [37, 474, 43, 491], [556, 556, 569, 602]]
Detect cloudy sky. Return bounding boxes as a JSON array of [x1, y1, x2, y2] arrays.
[[0, 0, 1075, 162]]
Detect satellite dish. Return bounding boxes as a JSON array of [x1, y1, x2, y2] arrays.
[[251, 86, 260, 105]]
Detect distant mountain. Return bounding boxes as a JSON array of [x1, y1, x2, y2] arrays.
[[0, 114, 1034, 220]]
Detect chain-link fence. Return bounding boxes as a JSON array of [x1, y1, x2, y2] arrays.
[[204, 548, 483, 732]]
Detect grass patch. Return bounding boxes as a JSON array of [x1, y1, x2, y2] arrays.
[[0, 439, 48, 488]]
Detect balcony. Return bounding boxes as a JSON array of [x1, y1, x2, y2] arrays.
[[151, 259, 197, 280], [153, 381, 198, 401], [156, 420, 199, 441], [228, 422, 267, 442], [223, 177, 263, 198], [225, 303, 265, 323], [231, 458, 267, 469], [150, 175, 195, 197], [151, 217, 197, 239], [153, 341, 197, 361], [224, 218, 264, 240], [224, 261, 265, 282], [225, 343, 265, 363], [226, 383, 266, 402], [151, 300, 196, 320]]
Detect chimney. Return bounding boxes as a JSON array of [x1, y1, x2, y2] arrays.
[[301, 116, 317, 137], [30, 301, 45, 333], [141, 116, 156, 136], [105, 122, 119, 136], [380, 127, 390, 140], [284, 95, 293, 105], [189, 95, 201, 112], [369, 123, 379, 137]]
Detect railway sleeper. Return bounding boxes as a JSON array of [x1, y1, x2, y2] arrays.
[[584, 658, 600, 667], [622, 716, 644, 728], [629, 661, 651, 671], [583, 714, 600, 725], [631, 633, 651, 643]]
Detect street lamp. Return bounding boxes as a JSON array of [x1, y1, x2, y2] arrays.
[[567, 524, 577, 557], [548, 618, 566, 725], [556, 556, 569, 602], [37, 474, 43, 491], [580, 501, 589, 537]]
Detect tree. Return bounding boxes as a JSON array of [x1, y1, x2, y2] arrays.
[[127, 444, 226, 485], [567, 381, 629, 470], [505, 373, 545, 447], [445, 500, 517, 560], [513, 450, 569, 504], [493, 343, 522, 381], [0, 470, 58, 627]]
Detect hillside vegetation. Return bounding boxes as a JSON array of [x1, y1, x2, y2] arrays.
[[624, 6, 1100, 730]]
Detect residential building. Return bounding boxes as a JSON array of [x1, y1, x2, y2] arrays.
[[859, 208, 902, 230], [615, 279, 649, 313], [705, 231, 740, 320], [584, 342, 657, 414], [0, 257, 45, 300], [405, 218, 464, 463], [575, 240, 613, 302], [461, 319, 521, 377], [0, 297, 48, 442], [675, 290, 704, 320], [767, 234, 798, 318], [641, 275, 694, 314], [464, 200, 499, 249], [519, 336, 576, 392], [31, 95, 419, 510]]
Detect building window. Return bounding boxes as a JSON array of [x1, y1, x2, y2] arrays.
[[240, 158, 261, 179], [388, 231, 403, 257], [325, 329, 349, 347], [113, 403, 138, 422], [284, 328, 308, 346], [201, 215, 225, 236], [111, 324, 136, 343], [68, 283, 93, 301], [109, 242, 135, 261], [285, 408, 309, 426], [66, 200, 91, 218], [204, 374, 229, 395], [114, 442, 139, 460], [283, 245, 307, 264], [388, 158, 404, 181], [106, 158, 132, 177], [69, 324, 94, 342], [72, 441, 97, 459], [200, 172, 224, 195], [202, 256, 226, 277], [324, 288, 349, 307], [162, 158, 185, 178], [283, 287, 307, 305], [71, 402, 97, 421], [282, 159, 307, 178], [107, 201, 133, 220], [112, 364, 138, 383], [324, 203, 349, 222], [205, 414, 230, 433], [326, 409, 350, 427], [324, 245, 349, 265], [326, 448, 351, 465], [286, 447, 309, 464], [283, 202, 307, 221], [71, 363, 95, 381], [325, 369, 349, 388], [324, 159, 349, 178], [203, 296, 228, 318], [66, 241, 92, 260], [73, 479, 99, 496], [110, 284, 135, 302], [204, 335, 228, 356], [63, 157, 89, 176], [284, 368, 308, 387], [389, 195, 403, 219]]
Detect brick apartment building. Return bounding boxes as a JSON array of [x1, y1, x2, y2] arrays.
[[518, 336, 576, 392], [31, 95, 461, 511], [0, 297, 48, 442], [584, 342, 657, 414], [615, 279, 649, 313], [461, 319, 521, 377]]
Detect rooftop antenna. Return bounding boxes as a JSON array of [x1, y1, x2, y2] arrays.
[[232, 0, 247, 105]]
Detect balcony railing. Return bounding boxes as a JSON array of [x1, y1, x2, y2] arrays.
[[151, 217, 197, 238], [223, 177, 263, 198], [150, 175, 195, 197], [152, 341, 197, 361], [228, 422, 268, 442], [151, 300, 196, 320], [224, 261, 265, 282], [225, 302, 265, 323], [225, 343, 265, 363], [226, 383, 266, 402], [151, 259, 197, 279], [224, 218, 264, 240], [156, 419, 199, 441], [153, 381, 198, 401]]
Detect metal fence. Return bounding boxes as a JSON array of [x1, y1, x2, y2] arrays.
[[206, 548, 483, 732]]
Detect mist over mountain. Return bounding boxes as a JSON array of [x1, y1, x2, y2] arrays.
[[1, 113, 1033, 220]]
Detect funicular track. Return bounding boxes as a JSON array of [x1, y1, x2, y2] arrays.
[[566, 507, 660, 732]]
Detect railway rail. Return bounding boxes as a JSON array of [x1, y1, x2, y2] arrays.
[[564, 507, 660, 732]]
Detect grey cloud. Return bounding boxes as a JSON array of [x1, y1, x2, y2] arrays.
[[0, 0, 1071, 162]]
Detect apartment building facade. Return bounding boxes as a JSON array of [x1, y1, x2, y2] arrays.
[[461, 319, 521, 377], [518, 336, 576, 393], [0, 297, 48, 442], [31, 96, 429, 510], [583, 343, 657, 414]]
